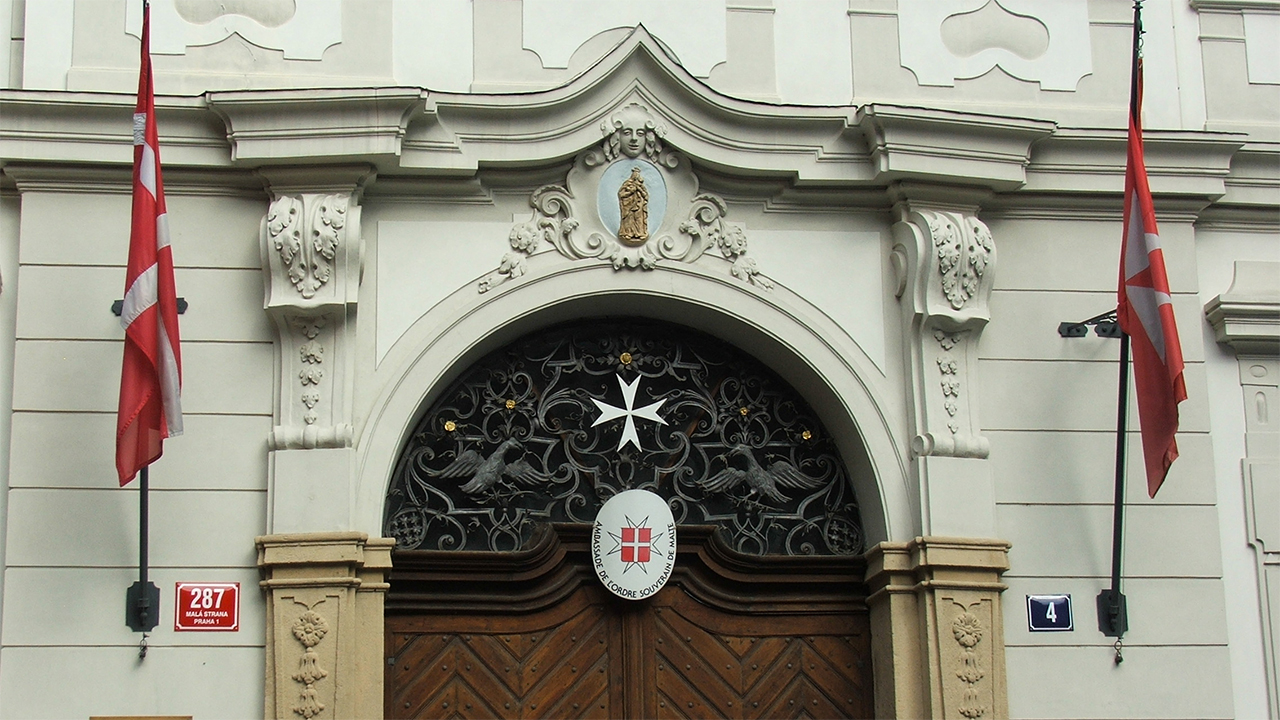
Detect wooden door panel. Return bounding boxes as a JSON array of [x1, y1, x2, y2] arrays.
[[387, 584, 621, 719], [651, 588, 871, 720], [386, 525, 873, 720]]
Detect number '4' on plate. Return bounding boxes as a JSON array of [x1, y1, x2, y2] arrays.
[[1027, 594, 1073, 632]]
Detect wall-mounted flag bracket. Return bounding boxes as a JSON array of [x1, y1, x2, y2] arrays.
[[1059, 309, 1121, 338], [112, 298, 187, 316]]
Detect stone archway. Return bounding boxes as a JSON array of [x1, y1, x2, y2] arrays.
[[257, 263, 1011, 720], [380, 318, 877, 719]]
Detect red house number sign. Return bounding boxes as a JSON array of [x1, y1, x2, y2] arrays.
[[175, 582, 240, 631]]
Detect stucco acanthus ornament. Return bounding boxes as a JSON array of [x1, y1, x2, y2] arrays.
[[266, 194, 347, 300], [931, 211, 993, 311], [479, 102, 771, 292], [893, 207, 994, 458], [261, 182, 364, 450]]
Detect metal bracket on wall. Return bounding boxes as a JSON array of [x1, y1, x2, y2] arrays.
[[112, 298, 188, 316], [1058, 309, 1121, 338]]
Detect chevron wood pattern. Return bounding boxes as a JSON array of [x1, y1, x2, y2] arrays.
[[387, 588, 620, 719], [385, 525, 872, 719], [651, 589, 871, 719]]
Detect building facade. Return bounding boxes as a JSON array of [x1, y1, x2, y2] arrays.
[[0, 1, 1277, 718]]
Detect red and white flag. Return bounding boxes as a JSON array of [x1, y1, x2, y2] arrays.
[[1117, 58, 1186, 498], [117, 3, 182, 486]]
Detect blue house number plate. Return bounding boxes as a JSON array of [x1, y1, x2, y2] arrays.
[[1027, 594, 1073, 632]]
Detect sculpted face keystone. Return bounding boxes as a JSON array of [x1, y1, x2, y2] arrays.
[[620, 126, 647, 158]]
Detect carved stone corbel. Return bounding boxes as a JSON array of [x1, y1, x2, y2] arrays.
[[260, 168, 370, 451], [892, 199, 995, 459]]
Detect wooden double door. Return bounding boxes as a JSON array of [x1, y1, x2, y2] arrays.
[[385, 525, 874, 719]]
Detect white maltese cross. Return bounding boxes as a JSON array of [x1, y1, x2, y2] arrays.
[[591, 375, 667, 451]]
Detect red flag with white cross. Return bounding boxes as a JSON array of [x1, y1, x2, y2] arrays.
[[1117, 57, 1186, 498], [117, 2, 183, 486]]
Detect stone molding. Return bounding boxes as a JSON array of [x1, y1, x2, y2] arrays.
[[892, 189, 995, 459], [865, 536, 1011, 720], [259, 166, 371, 450], [258, 532, 394, 720], [1205, 260, 1280, 355], [207, 89, 426, 164]]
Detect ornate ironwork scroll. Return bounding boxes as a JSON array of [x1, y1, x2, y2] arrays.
[[383, 321, 864, 555]]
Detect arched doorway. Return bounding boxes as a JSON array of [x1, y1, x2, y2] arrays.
[[381, 320, 875, 719]]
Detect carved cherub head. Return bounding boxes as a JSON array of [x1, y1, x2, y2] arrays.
[[604, 103, 663, 160]]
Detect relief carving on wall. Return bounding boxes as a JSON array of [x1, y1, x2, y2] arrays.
[[897, 0, 1092, 91], [260, 187, 362, 451], [127, 0, 342, 60], [290, 606, 331, 719], [893, 207, 994, 459], [952, 606, 988, 719], [932, 211, 993, 312], [266, 194, 347, 300], [479, 103, 771, 292]]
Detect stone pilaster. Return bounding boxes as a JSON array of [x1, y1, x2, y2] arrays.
[[1205, 260, 1280, 717], [866, 537, 1011, 720], [891, 185, 997, 537], [259, 166, 372, 532], [258, 532, 394, 720]]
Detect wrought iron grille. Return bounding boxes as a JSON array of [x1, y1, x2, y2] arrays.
[[383, 320, 864, 555]]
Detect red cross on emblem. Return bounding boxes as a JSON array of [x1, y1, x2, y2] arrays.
[[620, 526, 652, 563]]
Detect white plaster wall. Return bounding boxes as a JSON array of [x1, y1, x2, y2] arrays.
[[0, 0, 14, 89], [0, 188, 19, 697], [376, 219, 512, 363], [1196, 226, 1280, 720], [392, 0, 472, 91], [984, 212, 1233, 719], [0, 188, 270, 719]]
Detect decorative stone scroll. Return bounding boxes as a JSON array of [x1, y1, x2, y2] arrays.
[[260, 171, 368, 450], [479, 102, 772, 292], [892, 206, 994, 458]]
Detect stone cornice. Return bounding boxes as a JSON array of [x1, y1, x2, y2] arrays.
[[1023, 127, 1245, 201], [856, 104, 1056, 192], [0, 28, 1270, 214], [206, 87, 427, 164], [0, 90, 229, 167], [1205, 261, 1280, 356]]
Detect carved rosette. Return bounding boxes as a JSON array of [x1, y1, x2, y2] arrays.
[[892, 207, 994, 459], [952, 608, 987, 719], [290, 607, 330, 719], [479, 102, 771, 291], [260, 185, 363, 450]]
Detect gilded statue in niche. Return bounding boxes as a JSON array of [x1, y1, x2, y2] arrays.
[[617, 167, 649, 245]]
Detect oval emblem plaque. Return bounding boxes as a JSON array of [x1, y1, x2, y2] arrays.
[[592, 489, 677, 601]]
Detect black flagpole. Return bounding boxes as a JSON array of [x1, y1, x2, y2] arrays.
[[126, 465, 159, 641], [1097, 0, 1143, 651]]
